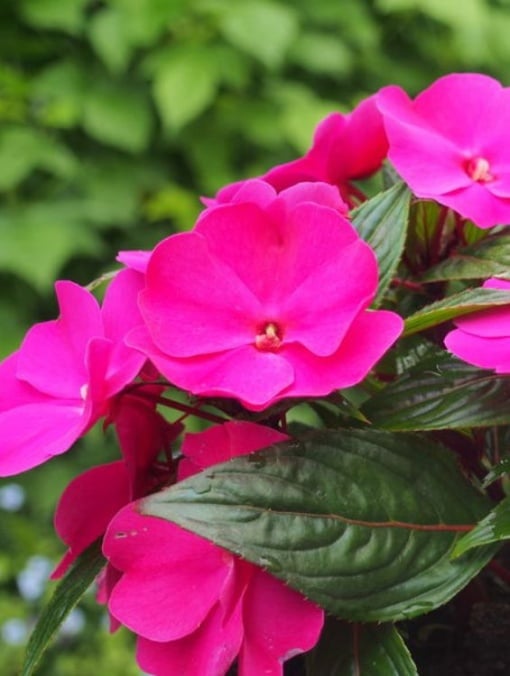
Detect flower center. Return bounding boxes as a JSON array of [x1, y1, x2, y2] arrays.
[[465, 156, 493, 183], [255, 322, 282, 351]]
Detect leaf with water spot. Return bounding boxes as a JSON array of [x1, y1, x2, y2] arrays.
[[141, 428, 496, 622]]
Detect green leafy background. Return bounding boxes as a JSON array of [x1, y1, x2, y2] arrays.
[[2, 0, 510, 673]]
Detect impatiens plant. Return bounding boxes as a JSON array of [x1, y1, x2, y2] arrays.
[[4, 73, 510, 675]]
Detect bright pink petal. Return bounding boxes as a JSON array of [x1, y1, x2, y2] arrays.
[[271, 182, 348, 219], [484, 278, 510, 291], [194, 202, 290, 305], [0, 352, 52, 412], [16, 282, 102, 399], [141, 230, 262, 357], [334, 95, 388, 180], [239, 568, 323, 676], [0, 401, 87, 476], [136, 601, 243, 676], [128, 327, 295, 410], [280, 309, 403, 398], [413, 73, 503, 151], [279, 207, 378, 355], [445, 330, 510, 372], [104, 506, 235, 641], [438, 182, 510, 228], [53, 461, 130, 577], [101, 269, 145, 343]]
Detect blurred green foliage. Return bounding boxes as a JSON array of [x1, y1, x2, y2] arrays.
[[2, 0, 510, 672]]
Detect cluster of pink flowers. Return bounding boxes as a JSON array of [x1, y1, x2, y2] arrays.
[[2, 72, 510, 675]]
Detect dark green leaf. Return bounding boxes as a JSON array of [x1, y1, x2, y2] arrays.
[[306, 619, 417, 675], [452, 496, 510, 558], [404, 287, 510, 336], [423, 231, 510, 282], [362, 352, 510, 430], [142, 428, 496, 622], [22, 540, 105, 676], [351, 182, 411, 307]]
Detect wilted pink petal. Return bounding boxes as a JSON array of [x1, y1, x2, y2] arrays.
[[179, 420, 288, 479], [52, 462, 130, 578]]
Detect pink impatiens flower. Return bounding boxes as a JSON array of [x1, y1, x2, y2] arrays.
[[263, 95, 388, 204], [103, 421, 324, 676], [377, 73, 510, 229], [0, 269, 146, 476], [445, 278, 510, 371], [129, 181, 403, 411], [205, 95, 387, 209]]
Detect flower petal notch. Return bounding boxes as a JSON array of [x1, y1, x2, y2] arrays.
[[377, 73, 510, 229], [131, 181, 403, 410]]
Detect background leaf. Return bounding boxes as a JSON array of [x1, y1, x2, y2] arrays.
[[82, 82, 153, 153], [219, 0, 299, 68], [306, 619, 418, 675], [351, 183, 410, 307], [142, 428, 496, 622], [152, 47, 220, 132]]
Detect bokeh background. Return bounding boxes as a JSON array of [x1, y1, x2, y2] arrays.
[[2, 0, 510, 673]]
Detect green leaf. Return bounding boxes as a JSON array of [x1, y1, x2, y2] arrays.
[[423, 231, 510, 282], [88, 7, 133, 74], [452, 496, 510, 558], [0, 127, 77, 190], [31, 60, 86, 129], [404, 287, 510, 336], [351, 182, 411, 307], [483, 457, 510, 488], [362, 352, 510, 430], [289, 32, 353, 77], [83, 83, 153, 152], [0, 203, 102, 291], [306, 619, 418, 675], [21, 540, 105, 676], [20, 0, 89, 33], [112, 0, 183, 47], [142, 428, 496, 622], [152, 47, 219, 131], [219, 0, 299, 68]]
